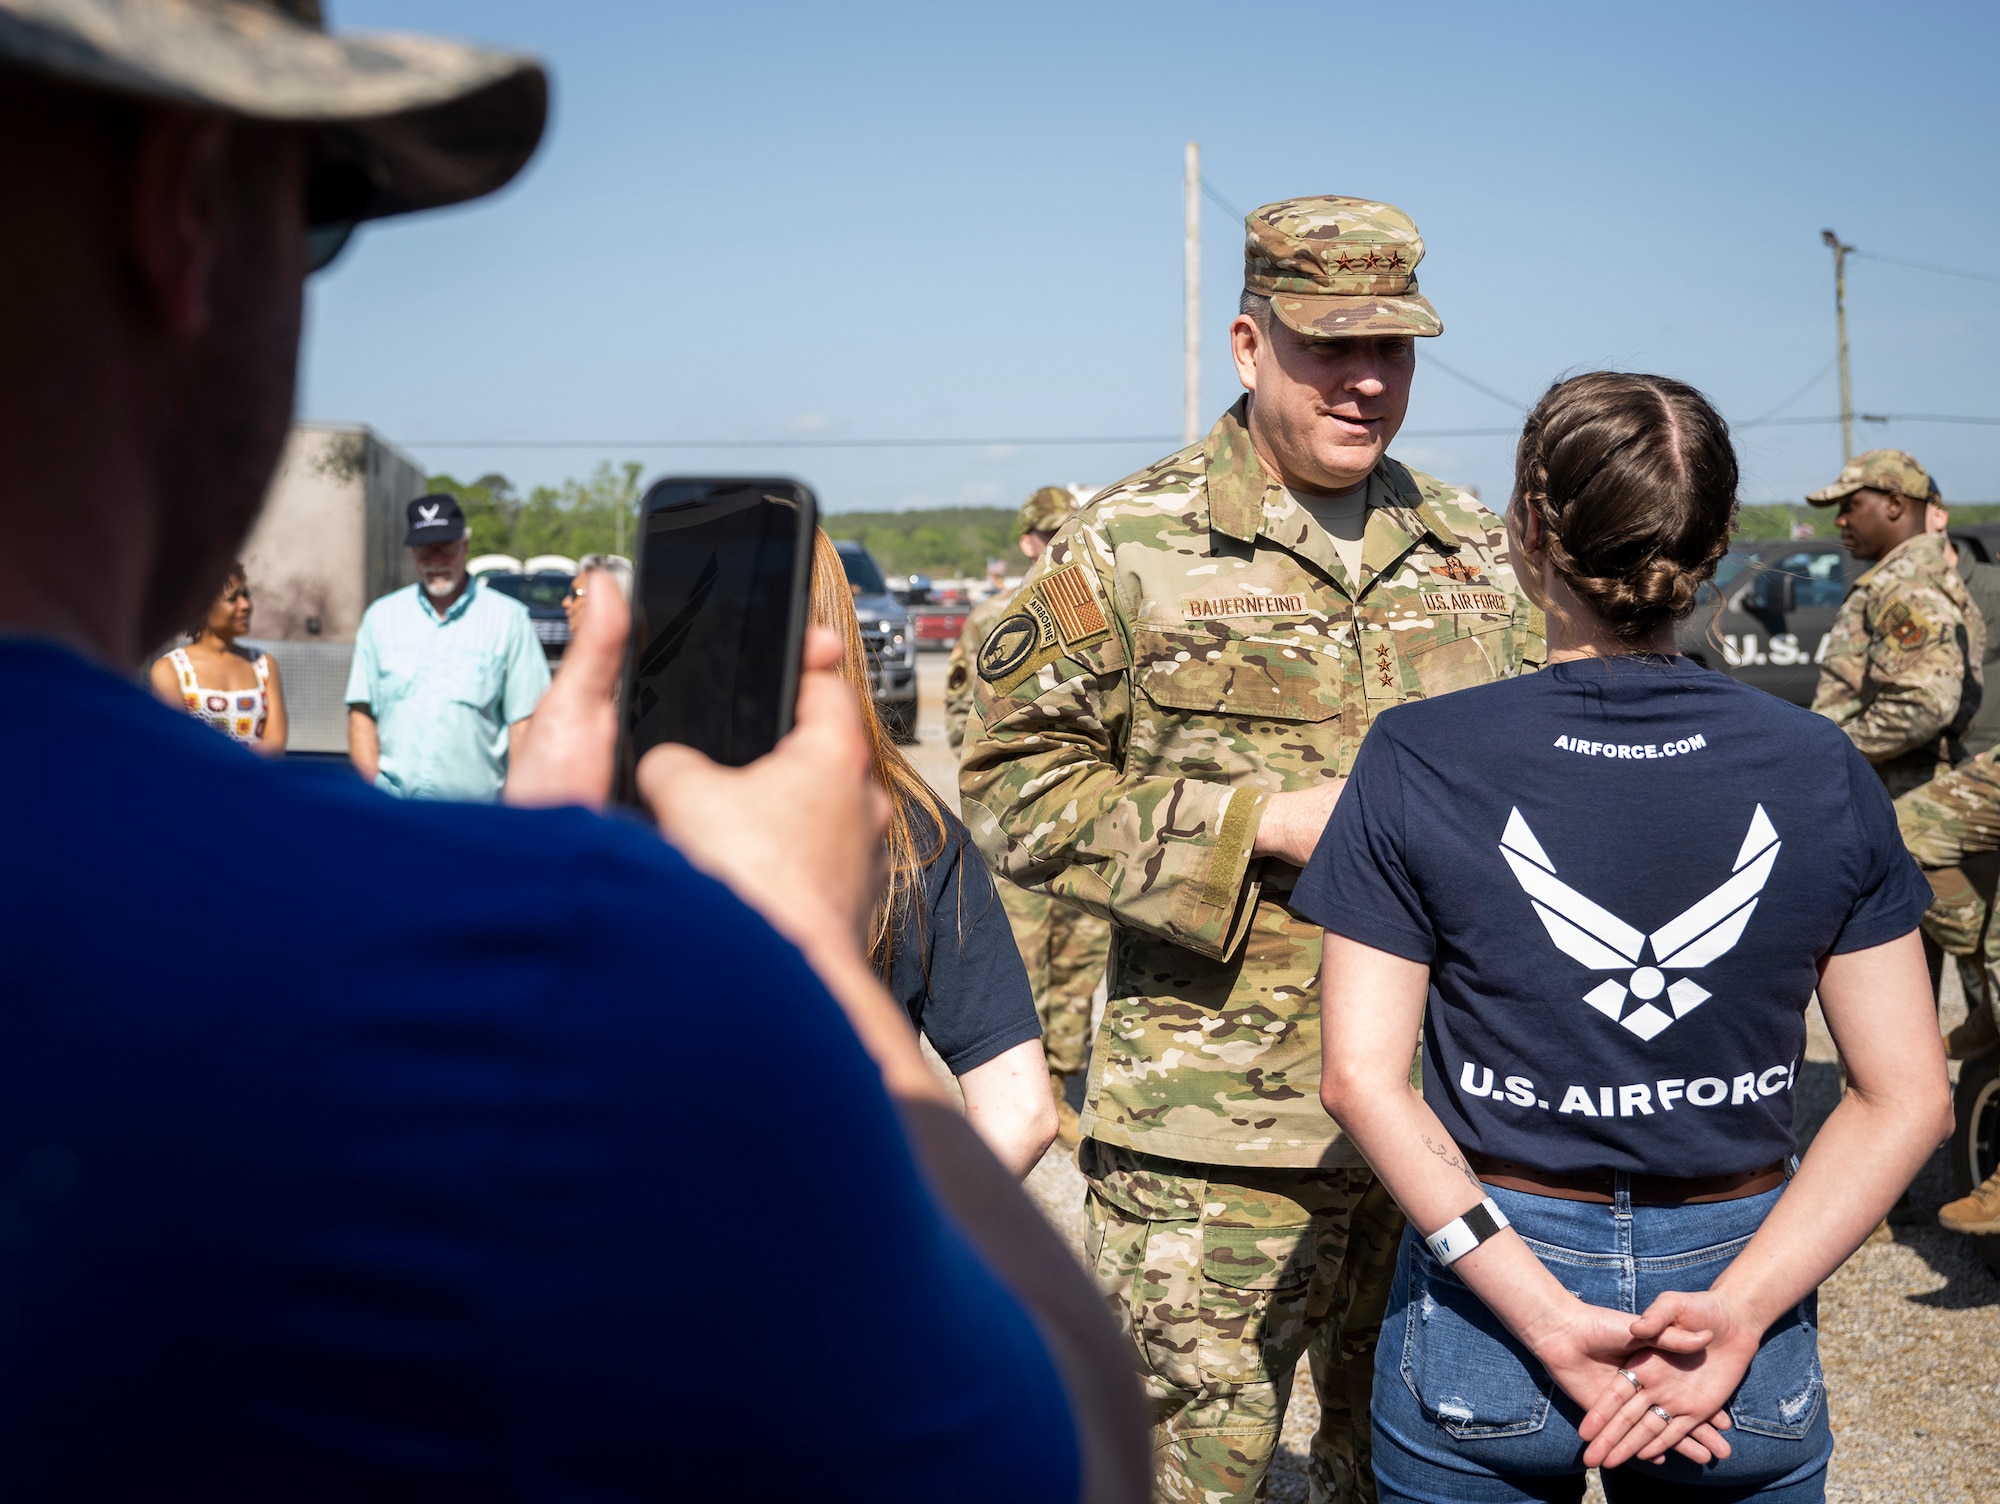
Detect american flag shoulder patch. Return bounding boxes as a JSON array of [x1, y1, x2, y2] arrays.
[[1036, 564, 1110, 647]]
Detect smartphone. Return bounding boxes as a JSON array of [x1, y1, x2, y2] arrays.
[[615, 476, 818, 801]]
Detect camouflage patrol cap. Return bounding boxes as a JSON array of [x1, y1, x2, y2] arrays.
[[1244, 197, 1442, 340], [1806, 448, 1939, 505], [0, 0, 547, 223], [1018, 485, 1076, 538]]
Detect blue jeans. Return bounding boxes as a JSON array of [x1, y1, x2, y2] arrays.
[[1372, 1181, 1832, 1503]]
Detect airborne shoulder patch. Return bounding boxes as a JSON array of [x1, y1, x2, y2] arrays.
[[975, 563, 1114, 697]]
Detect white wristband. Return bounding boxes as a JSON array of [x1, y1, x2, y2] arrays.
[[1424, 1197, 1511, 1266]]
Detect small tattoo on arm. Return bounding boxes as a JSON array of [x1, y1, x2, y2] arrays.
[[1422, 1134, 1483, 1192]]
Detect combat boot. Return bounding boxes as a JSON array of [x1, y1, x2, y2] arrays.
[[1938, 1170, 2000, 1235], [1945, 1002, 1999, 1060], [1050, 1071, 1083, 1151]]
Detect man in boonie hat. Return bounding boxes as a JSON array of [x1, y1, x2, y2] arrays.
[[946, 484, 1110, 1150], [960, 196, 1545, 1504], [0, 6, 1139, 1496]]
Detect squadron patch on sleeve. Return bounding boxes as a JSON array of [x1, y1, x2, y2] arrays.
[[977, 611, 1045, 685], [1879, 599, 1931, 652]]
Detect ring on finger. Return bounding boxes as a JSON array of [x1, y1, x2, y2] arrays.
[[1616, 1368, 1642, 1393], [1649, 1405, 1672, 1424]]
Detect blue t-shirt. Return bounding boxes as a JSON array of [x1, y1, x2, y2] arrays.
[[1293, 656, 1929, 1178], [0, 643, 1077, 1501], [883, 801, 1040, 1075]]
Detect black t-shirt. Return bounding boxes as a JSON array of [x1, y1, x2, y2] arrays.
[[882, 800, 1041, 1075], [1294, 656, 1930, 1177]]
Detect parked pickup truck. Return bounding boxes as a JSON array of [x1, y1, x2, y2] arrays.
[[1674, 528, 1998, 706], [836, 540, 918, 741]]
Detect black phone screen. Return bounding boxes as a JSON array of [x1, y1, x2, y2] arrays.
[[617, 478, 816, 792]]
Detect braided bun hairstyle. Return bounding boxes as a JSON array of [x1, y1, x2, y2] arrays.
[[1513, 373, 1738, 645]]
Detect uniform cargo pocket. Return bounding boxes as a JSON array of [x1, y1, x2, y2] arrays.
[[1402, 1246, 1554, 1439], [1134, 628, 1338, 723], [1726, 1293, 1824, 1440], [1198, 1222, 1313, 1384]]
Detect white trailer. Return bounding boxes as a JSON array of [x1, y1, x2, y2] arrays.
[[239, 423, 426, 754]]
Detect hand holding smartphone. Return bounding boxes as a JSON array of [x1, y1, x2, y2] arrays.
[[615, 476, 818, 802]]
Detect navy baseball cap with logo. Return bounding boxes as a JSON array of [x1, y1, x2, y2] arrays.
[[404, 493, 468, 546]]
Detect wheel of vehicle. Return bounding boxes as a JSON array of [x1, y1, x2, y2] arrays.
[[881, 700, 918, 744], [1950, 1046, 2000, 1275]]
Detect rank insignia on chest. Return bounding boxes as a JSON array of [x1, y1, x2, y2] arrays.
[[1878, 599, 1930, 651]]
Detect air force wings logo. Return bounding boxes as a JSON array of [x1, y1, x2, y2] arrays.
[[417, 503, 441, 524], [1498, 805, 1780, 1042]]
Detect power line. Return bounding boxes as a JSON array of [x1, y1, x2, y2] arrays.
[[1745, 356, 1838, 424], [402, 411, 2000, 452], [1850, 248, 2000, 286], [1199, 179, 1244, 223], [406, 434, 1183, 450], [1424, 355, 1528, 412]]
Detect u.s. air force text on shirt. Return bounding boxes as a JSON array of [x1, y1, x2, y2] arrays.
[[1295, 656, 1931, 1178], [958, 398, 1544, 1169]]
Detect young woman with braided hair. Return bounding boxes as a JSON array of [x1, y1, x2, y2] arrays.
[[1295, 372, 1950, 1501]]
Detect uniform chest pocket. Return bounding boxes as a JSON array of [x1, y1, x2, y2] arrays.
[[1355, 602, 1517, 705], [1134, 627, 1338, 723], [1403, 625, 1516, 699]]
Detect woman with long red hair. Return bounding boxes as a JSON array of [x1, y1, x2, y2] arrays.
[[809, 530, 1057, 1176]]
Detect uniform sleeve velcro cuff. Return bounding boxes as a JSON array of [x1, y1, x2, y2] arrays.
[[1201, 788, 1266, 911]]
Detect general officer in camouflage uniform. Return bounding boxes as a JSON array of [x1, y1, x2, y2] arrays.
[[1808, 449, 1982, 799], [960, 198, 1544, 1504], [947, 485, 1113, 1147]]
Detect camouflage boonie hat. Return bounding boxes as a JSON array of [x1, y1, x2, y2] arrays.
[[0, 0, 547, 222], [1244, 196, 1441, 340], [1017, 485, 1076, 538], [1806, 448, 1938, 505]]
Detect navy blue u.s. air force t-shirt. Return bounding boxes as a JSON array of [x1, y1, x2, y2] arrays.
[[0, 643, 1077, 1502], [1293, 655, 1930, 1178]]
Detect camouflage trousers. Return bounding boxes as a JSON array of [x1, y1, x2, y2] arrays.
[[1079, 1139, 1404, 1504], [1896, 753, 2000, 1030], [998, 879, 1109, 1088]]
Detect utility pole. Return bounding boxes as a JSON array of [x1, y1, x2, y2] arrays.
[[1183, 142, 1200, 446], [1821, 228, 1854, 462]]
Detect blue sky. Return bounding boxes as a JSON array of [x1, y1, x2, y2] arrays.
[[304, 1, 2000, 515]]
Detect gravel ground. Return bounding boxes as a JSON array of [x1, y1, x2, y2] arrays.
[[907, 655, 2000, 1500]]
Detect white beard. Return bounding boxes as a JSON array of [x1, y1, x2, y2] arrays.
[[421, 572, 462, 599]]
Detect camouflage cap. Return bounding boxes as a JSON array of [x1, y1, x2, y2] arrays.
[[1806, 448, 1939, 505], [1018, 485, 1076, 538], [0, 0, 546, 222], [1244, 196, 1442, 340]]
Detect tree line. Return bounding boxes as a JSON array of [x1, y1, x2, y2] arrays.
[[419, 464, 2000, 569]]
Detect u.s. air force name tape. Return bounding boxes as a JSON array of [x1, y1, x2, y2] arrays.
[[977, 564, 1111, 695]]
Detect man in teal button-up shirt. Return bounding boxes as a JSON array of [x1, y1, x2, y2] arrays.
[[345, 496, 551, 802]]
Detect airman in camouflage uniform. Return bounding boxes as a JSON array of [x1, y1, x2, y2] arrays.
[[947, 485, 1112, 1146], [960, 197, 1543, 1504], [1808, 450, 1982, 799]]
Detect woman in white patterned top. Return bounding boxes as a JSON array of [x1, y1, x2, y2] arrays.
[[149, 562, 288, 755]]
